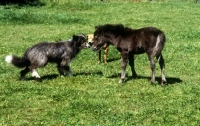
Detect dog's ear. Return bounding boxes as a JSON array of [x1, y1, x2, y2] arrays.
[[72, 35, 79, 42]]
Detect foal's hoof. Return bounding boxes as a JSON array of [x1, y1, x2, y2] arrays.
[[132, 73, 137, 78], [161, 80, 167, 86], [118, 79, 125, 83], [150, 80, 155, 85]]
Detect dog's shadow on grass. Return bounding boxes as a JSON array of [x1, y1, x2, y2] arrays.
[[24, 74, 59, 82], [40, 74, 59, 80], [107, 74, 182, 85], [25, 71, 104, 81], [73, 71, 103, 77]]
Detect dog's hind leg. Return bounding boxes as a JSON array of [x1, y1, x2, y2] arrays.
[[31, 69, 41, 78], [20, 66, 30, 80]]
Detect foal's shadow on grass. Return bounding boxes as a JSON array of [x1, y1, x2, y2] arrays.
[[107, 74, 182, 85], [106, 57, 121, 63], [136, 76, 182, 85]]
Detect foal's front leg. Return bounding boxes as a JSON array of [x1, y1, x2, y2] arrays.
[[119, 51, 128, 83], [98, 50, 101, 64], [129, 53, 137, 78]]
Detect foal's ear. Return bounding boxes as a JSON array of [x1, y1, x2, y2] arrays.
[[95, 26, 100, 31]]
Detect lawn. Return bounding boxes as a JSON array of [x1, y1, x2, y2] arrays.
[[0, 0, 199, 125]]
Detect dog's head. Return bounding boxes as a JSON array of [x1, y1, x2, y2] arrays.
[[87, 34, 94, 46], [72, 34, 90, 49]]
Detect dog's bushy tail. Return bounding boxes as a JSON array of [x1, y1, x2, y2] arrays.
[[5, 55, 29, 68]]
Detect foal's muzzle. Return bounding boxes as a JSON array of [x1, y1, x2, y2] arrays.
[[92, 47, 98, 51]]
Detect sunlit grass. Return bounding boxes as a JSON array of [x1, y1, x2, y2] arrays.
[[0, 0, 200, 125]]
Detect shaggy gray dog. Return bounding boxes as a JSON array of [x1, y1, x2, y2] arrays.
[[5, 34, 89, 79]]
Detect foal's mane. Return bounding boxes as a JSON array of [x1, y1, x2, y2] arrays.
[[95, 24, 125, 34]]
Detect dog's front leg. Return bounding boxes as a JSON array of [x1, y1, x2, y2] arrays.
[[58, 59, 73, 76], [57, 65, 66, 77], [65, 65, 73, 76], [104, 47, 109, 63]]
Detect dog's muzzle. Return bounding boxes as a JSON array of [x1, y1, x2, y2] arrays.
[[88, 42, 93, 46], [85, 43, 90, 48]]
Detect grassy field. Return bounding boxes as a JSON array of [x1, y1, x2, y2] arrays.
[[0, 0, 200, 125]]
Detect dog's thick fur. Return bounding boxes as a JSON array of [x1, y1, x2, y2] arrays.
[[88, 34, 109, 63], [5, 34, 89, 79]]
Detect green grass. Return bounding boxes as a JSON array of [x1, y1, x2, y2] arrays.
[[0, 0, 200, 125]]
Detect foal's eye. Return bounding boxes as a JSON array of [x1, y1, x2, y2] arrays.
[[94, 36, 98, 39]]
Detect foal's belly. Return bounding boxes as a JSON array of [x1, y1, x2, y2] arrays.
[[133, 47, 145, 54]]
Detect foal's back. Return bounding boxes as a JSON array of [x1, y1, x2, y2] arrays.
[[120, 27, 165, 55]]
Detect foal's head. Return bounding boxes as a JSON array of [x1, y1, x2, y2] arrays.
[[92, 24, 124, 52], [92, 29, 106, 51]]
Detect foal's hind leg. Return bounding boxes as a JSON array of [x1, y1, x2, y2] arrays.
[[156, 54, 166, 85], [119, 52, 128, 83], [129, 53, 137, 78], [148, 56, 156, 84]]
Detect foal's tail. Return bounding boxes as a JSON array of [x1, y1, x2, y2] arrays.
[[159, 32, 166, 50], [5, 55, 29, 68]]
